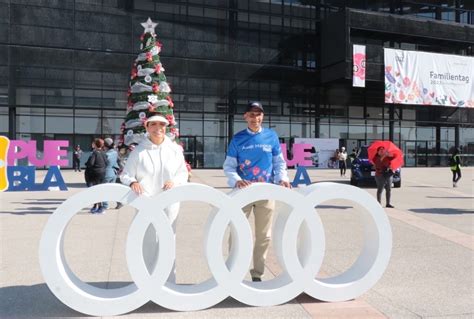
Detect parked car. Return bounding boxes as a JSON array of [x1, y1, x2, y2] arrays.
[[350, 146, 401, 188]]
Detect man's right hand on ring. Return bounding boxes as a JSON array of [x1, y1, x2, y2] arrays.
[[235, 180, 252, 189], [130, 182, 143, 195]]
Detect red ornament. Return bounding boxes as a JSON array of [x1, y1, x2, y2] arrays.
[[140, 33, 145, 41], [165, 114, 176, 126], [127, 89, 131, 97], [156, 41, 163, 48], [154, 64, 162, 74], [152, 83, 160, 93], [166, 96, 174, 108], [146, 52, 153, 62]]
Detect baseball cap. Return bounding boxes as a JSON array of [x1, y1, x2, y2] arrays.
[[145, 114, 169, 126], [104, 138, 114, 147], [245, 101, 264, 113]]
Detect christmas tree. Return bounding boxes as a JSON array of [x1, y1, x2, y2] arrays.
[[120, 17, 178, 146]]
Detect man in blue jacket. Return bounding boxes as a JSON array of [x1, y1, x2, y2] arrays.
[[223, 101, 291, 282]]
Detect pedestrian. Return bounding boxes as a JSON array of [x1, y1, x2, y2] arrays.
[[102, 138, 119, 210], [338, 146, 347, 177], [72, 145, 82, 172], [372, 146, 396, 208], [223, 101, 291, 282], [331, 149, 340, 168], [114, 145, 129, 210], [85, 138, 108, 214], [349, 147, 358, 167], [120, 113, 188, 282], [449, 148, 462, 187]]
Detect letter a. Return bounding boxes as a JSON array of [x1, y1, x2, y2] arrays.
[[291, 166, 312, 187], [41, 166, 68, 191]]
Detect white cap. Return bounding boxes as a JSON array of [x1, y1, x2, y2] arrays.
[[341, 146, 345, 150], [145, 115, 169, 126]]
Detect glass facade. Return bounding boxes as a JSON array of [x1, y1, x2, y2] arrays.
[[1, 0, 473, 167]]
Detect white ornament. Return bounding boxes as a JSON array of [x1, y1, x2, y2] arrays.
[[144, 75, 152, 83], [141, 17, 158, 34], [148, 95, 158, 104], [146, 38, 152, 48], [137, 65, 142, 71], [159, 82, 171, 93], [126, 130, 133, 136], [140, 43, 143, 50], [139, 112, 147, 119], [39, 182, 392, 315]]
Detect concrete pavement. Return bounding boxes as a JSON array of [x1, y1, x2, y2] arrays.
[[0, 167, 473, 318]]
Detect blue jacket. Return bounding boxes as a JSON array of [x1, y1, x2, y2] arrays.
[[105, 149, 119, 179], [223, 128, 288, 188]]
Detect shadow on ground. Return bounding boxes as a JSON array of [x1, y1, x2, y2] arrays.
[[425, 196, 473, 199], [0, 207, 55, 215], [0, 283, 269, 317], [410, 208, 473, 215]]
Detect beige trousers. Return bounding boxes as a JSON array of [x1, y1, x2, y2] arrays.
[[231, 200, 275, 279]]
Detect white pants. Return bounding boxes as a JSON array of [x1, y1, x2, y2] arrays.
[[142, 203, 179, 282]]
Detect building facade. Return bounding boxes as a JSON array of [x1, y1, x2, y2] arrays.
[[1, 0, 473, 168]]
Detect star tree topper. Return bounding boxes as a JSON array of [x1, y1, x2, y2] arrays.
[[141, 17, 158, 34]]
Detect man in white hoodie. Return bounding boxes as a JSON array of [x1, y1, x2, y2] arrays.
[[120, 114, 188, 281]]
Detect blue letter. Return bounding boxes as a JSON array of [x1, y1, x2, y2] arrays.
[[41, 166, 68, 191], [291, 166, 312, 187], [7, 166, 35, 191]]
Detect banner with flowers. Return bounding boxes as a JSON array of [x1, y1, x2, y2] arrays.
[[384, 48, 474, 107]]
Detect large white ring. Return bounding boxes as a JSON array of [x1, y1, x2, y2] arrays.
[[39, 182, 392, 316]]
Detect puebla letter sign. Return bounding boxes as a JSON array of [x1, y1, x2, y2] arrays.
[[0, 136, 68, 191], [39, 182, 392, 316]]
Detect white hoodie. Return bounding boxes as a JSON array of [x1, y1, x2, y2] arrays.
[[121, 136, 188, 281], [120, 136, 188, 197]]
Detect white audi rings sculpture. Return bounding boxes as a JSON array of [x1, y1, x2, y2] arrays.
[[39, 182, 392, 316]]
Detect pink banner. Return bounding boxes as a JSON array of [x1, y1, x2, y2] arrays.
[[353, 44, 366, 87]]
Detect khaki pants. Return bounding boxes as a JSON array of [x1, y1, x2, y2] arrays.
[[230, 200, 275, 279]]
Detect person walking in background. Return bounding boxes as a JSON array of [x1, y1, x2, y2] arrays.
[[349, 147, 358, 165], [114, 144, 130, 210], [372, 146, 396, 208], [85, 138, 108, 214], [72, 145, 82, 172], [338, 146, 348, 177], [331, 149, 340, 169], [450, 148, 462, 187], [102, 138, 119, 210], [120, 114, 188, 282], [223, 101, 291, 282]]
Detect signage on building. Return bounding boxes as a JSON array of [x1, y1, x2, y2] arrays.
[[384, 48, 474, 107], [0, 136, 68, 191], [353, 44, 366, 87]]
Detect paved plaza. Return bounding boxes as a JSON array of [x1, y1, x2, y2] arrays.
[[0, 167, 473, 318]]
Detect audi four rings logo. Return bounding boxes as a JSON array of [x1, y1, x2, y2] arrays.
[[39, 182, 392, 316]]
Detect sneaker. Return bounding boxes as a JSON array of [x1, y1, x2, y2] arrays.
[[90, 207, 98, 214], [386, 204, 394, 208], [95, 207, 105, 214], [251, 277, 262, 282], [453, 182, 457, 188], [116, 203, 124, 209]]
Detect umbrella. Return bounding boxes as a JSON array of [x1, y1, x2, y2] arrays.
[[368, 140, 404, 170]]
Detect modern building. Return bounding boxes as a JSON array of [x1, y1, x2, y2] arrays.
[[1, 0, 473, 168]]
